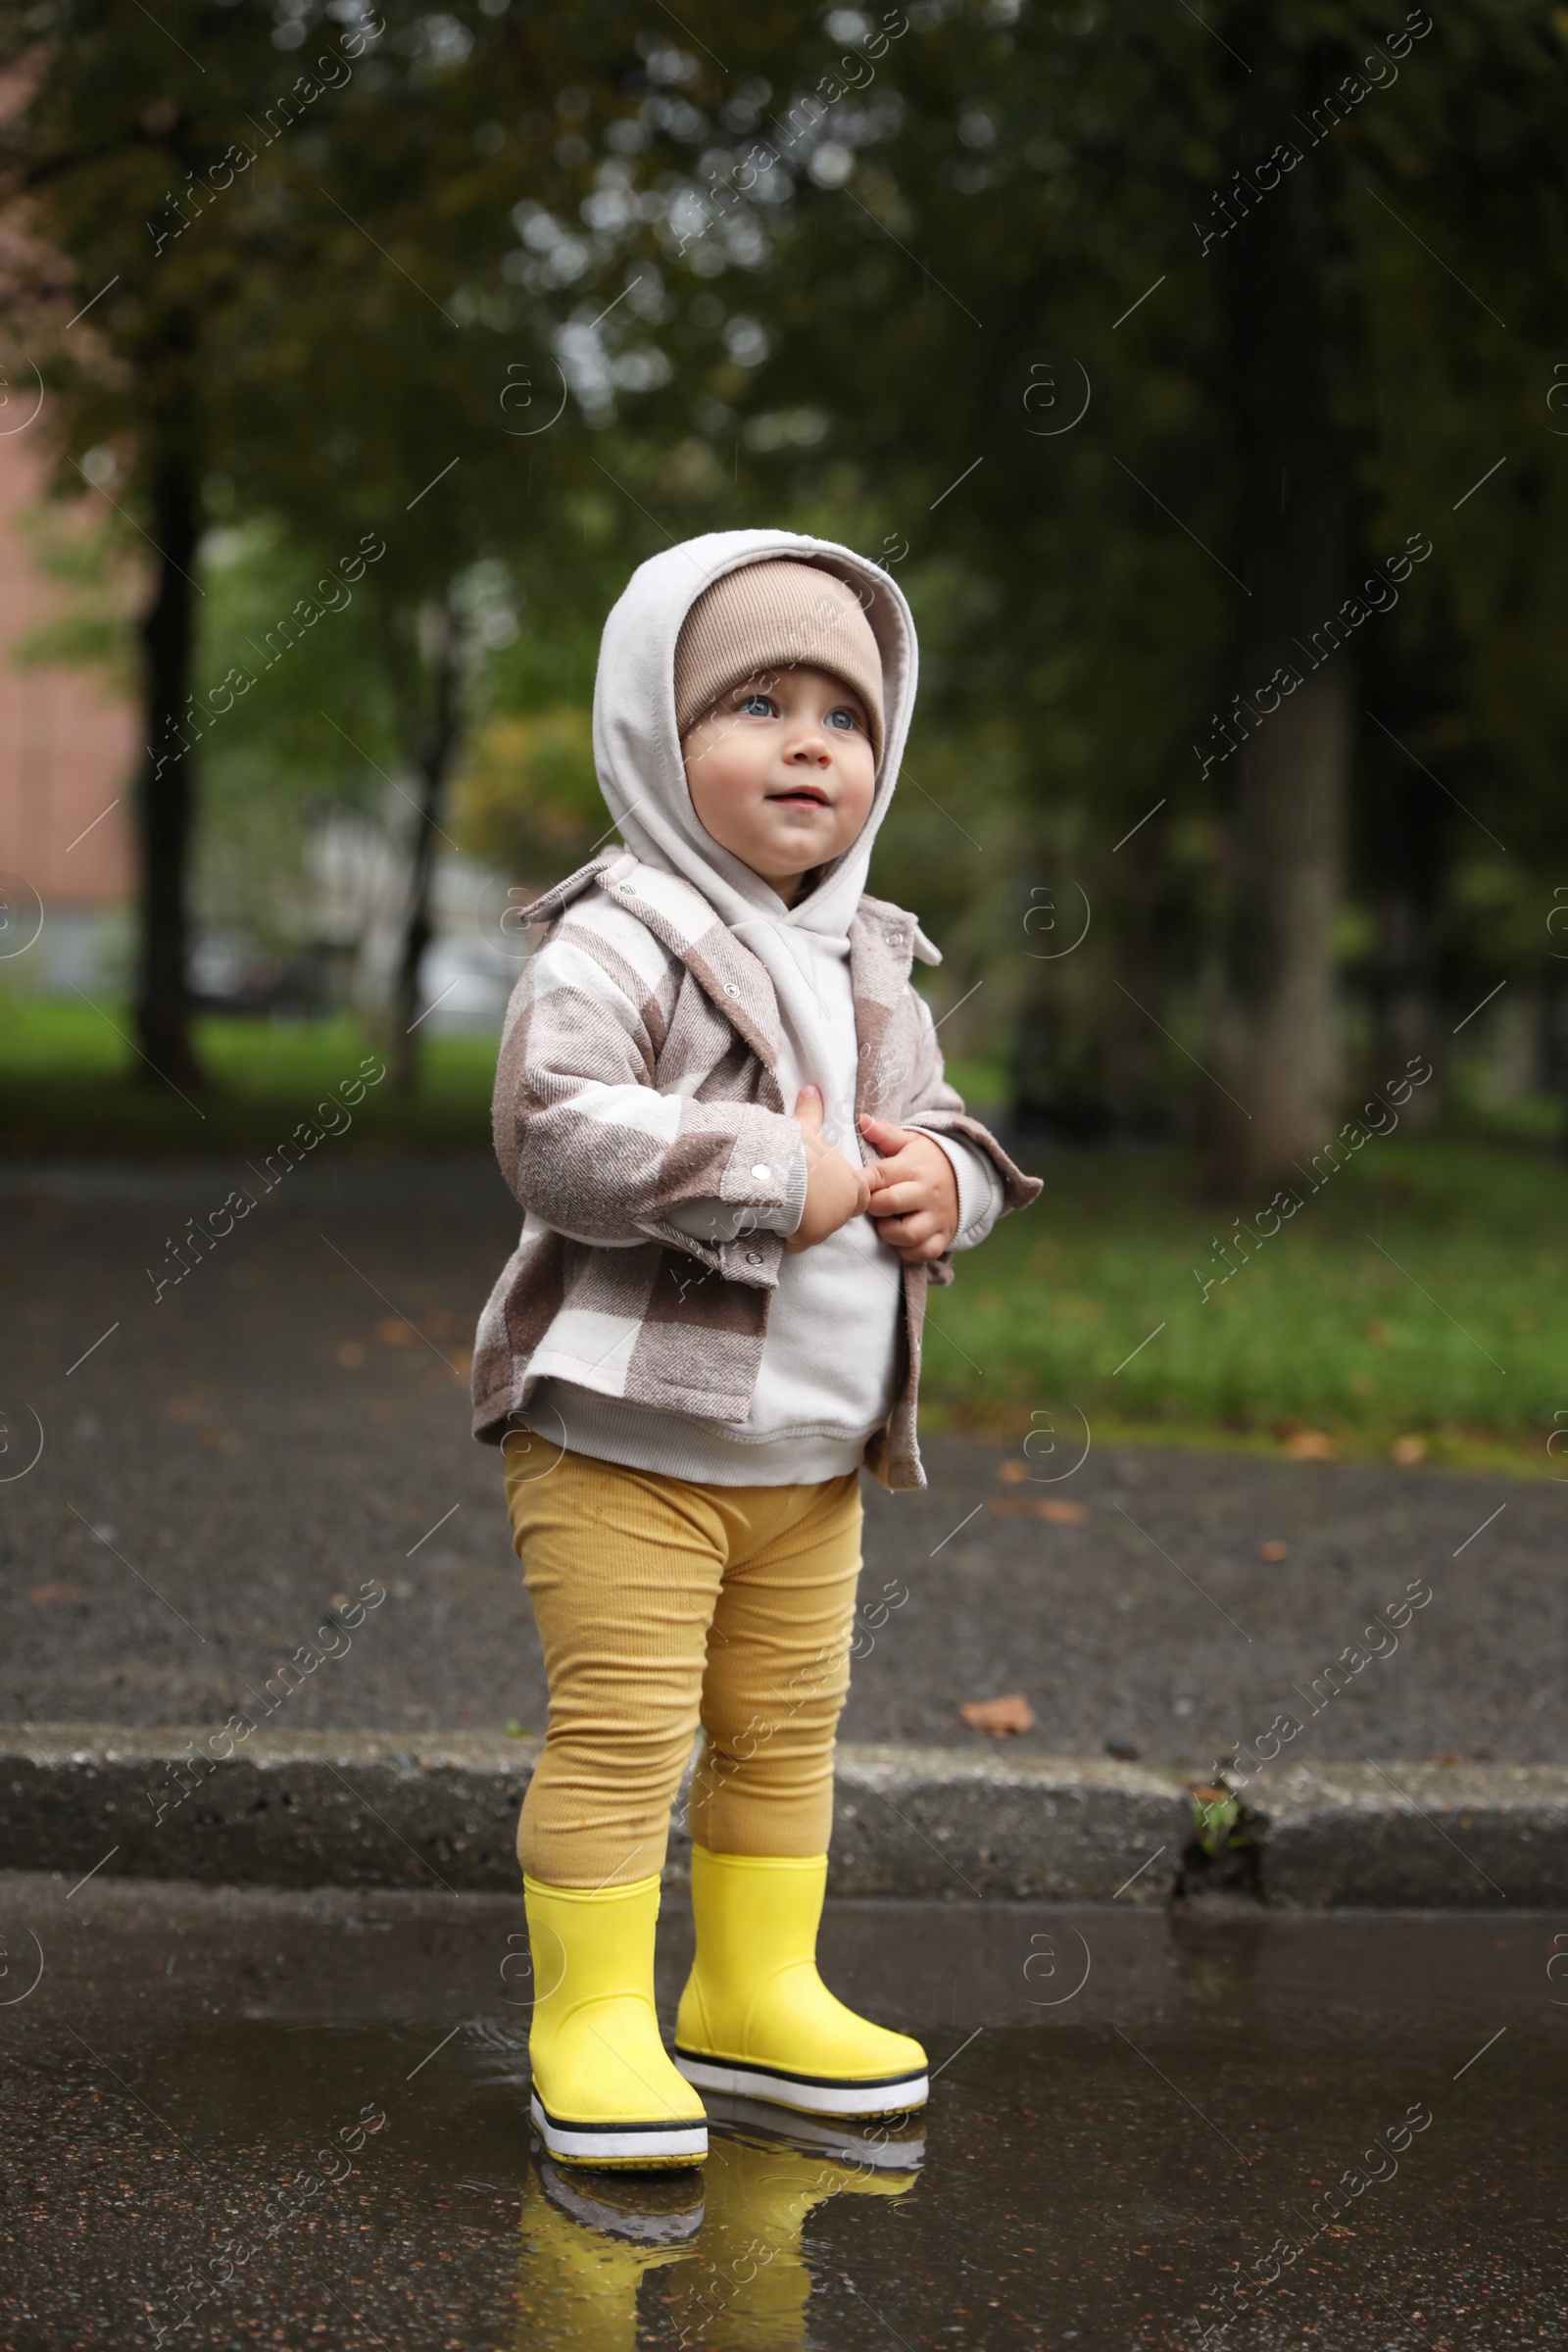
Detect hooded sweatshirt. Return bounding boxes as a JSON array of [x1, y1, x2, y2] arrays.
[[524, 527, 1004, 1484]]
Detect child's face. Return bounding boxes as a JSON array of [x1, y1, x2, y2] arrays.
[[680, 663, 876, 906]]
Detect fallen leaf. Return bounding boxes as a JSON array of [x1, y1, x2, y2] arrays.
[[1363, 1318, 1390, 1345], [29, 1583, 86, 1605], [1283, 1429, 1335, 1460], [1257, 1539, 1289, 1563], [997, 1459, 1030, 1484], [959, 1692, 1035, 1737], [1390, 1435, 1427, 1465], [375, 1317, 419, 1347]]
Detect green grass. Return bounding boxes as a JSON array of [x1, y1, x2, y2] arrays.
[[0, 999, 495, 1154], [5, 999, 1562, 1463], [923, 1135, 1568, 1471]]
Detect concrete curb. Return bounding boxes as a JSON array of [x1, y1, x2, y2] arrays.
[[1, 1730, 1564, 1907], [1253, 1761, 1568, 1908], [828, 1745, 1184, 1902], [0, 1729, 1186, 1904]]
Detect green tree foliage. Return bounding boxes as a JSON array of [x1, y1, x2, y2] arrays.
[[595, 0, 1568, 1164], [210, 2, 672, 1078], [452, 707, 602, 884], [1, 0, 659, 1084], [10, 0, 1568, 1152]]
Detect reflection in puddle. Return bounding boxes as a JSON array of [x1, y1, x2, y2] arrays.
[[515, 2104, 923, 2351]]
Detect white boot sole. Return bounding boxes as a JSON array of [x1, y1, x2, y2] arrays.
[[673, 2051, 928, 2119], [529, 2091, 708, 2169]]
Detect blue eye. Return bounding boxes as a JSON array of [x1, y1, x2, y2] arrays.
[[827, 709, 855, 730], [739, 694, 774, 717]]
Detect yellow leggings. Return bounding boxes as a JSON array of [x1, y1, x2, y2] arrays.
[[504, 1444, 863, 1888]]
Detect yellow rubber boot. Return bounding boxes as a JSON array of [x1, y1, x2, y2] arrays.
[[673, 1849, 928, 2120], [524, 1872, 708, 2169], [513, 2161, 703, 2352], [667, 2132, 918, 2351]]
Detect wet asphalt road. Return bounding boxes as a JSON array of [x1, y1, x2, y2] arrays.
[[2, 1157, 1555, 1772], [2, 1871, 1564, 2351]]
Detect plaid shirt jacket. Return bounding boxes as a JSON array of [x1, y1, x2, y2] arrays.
[[471, 849, 1039, 1491]]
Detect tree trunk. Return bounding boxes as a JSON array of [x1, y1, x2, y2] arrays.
[[1209, 666, 1349, 1177], [1362, 698, 1444, 1127], [1203, 62, 1352, 1190], [134, 450, 205, 1093], [391, 601, 464, 1093], [1543, 967, 1568, 1153]]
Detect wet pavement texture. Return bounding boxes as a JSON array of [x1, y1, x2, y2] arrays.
[[2, 1871, 1564, 2350], [3, 1156, 1556, 1771]]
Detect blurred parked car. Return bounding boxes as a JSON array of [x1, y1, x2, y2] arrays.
[[189, 931, 286, 1015]]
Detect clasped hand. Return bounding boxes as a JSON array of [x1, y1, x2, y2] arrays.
[[782, 1088, 958, 1263]]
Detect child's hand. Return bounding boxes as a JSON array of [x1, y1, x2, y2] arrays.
[[784, 1086, 873, 1252], [858, 1115, 960, 1264]]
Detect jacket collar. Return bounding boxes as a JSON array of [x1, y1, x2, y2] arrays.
[[520, 855, 935, 1083]]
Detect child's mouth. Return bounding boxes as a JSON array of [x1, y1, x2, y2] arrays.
[[769, 789, 829, 809]]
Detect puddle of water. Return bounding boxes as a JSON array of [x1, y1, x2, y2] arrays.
[[3, 1877, 1564, 2349]]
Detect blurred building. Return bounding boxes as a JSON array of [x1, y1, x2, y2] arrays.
[[0, 431, 138, 993]]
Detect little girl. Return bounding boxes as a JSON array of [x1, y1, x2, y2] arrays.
[[471, 528, 1038, 2168]]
